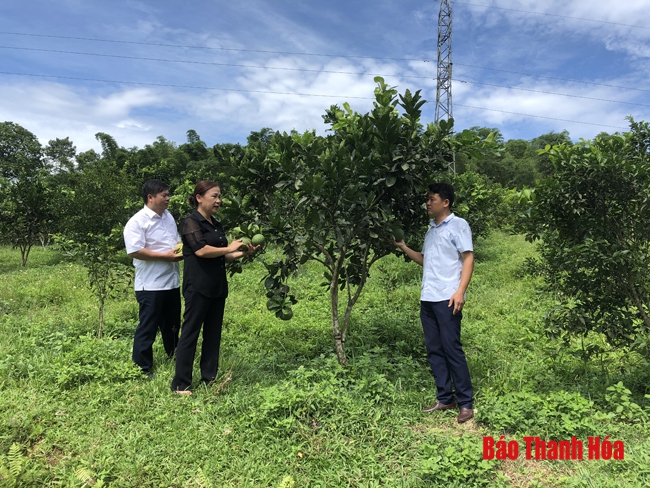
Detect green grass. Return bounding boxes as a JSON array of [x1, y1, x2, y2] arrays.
[[1, 234, 649, 487]]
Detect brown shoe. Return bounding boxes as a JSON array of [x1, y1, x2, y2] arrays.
[[422, 400, 457, 413], [457, 407, 474, 423], [173, 389, 193, 396]]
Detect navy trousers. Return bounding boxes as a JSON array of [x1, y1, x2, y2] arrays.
[[171, 288, 226, 391], [133, 288, 181, 372], [420, 300, 473, 408]]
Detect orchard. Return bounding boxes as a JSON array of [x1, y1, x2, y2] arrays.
[[2, 84, 650, 486]]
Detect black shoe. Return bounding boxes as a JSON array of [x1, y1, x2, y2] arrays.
[[142, 370, 154, 379]]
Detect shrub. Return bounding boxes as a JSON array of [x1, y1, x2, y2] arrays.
[[477, 390, 604, 439], [420, 435, 505, 487], [53, 335, 141, 389]]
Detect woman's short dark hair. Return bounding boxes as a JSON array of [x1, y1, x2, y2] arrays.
[[189, 180, 220, 208], [428, 182, 455, 209], [142, 179, 169, 204]]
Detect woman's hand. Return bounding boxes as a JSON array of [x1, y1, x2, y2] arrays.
[[227, 239, 245, 253], [224, 242, 261, 263], [240, 243, 261, 256]]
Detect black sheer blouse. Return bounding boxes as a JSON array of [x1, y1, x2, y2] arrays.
[[181, 210, 228, 298]]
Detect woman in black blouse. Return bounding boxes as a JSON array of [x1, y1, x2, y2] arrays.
[[171, 180, 257, 394]]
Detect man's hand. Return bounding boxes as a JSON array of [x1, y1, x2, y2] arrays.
[[389, 236, 424, 266], [448, 290, 465, 315], [388, 237, 406, 249], [162, 249, 183, 262]]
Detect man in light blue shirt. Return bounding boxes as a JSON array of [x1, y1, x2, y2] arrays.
[[393, 183, 475, 423]]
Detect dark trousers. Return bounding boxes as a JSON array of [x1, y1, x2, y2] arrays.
[[133, 288, 181, 371], [171, 288, 226, 391], [420, 300, 473, 408]]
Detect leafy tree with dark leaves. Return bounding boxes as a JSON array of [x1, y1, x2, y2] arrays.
[[521, 118, 650, 359], [229, 78, 486, 364]]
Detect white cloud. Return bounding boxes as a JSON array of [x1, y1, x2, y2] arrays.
[[466, 0, 650, 60], [0, 79, 168, 150], [454, 77, 638, 139], [115, 119, 152, 131], [1, 0, 648, 150]]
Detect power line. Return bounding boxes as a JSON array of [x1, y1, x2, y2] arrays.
[[455, 78, 650, 109], [453, 62, 650, 94], [2, 45, 648, 109], [452, 1, 650, 30], [0, 71, 374, 99], [0, 70, 631, 130], [0, 31, 421, 62], [1, 31, 648, 95], [0, 45, 429, 79], [456, 103, 628, 130]]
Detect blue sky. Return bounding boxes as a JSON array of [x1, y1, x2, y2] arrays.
[[1, 0, 649, 152]]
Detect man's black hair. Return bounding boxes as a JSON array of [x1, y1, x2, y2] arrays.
[[142, 179, 169, 204], [428, 182, 455, 209]]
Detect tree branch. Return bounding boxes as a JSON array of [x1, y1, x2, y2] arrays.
[[312, 242, 334, 267]]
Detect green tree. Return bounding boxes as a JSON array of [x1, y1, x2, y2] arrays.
[[232, 78, 484, 365], [0, 121, 44, 179], [44, 137, 76, 174], [54, 229, 132, 337], [180, 130, 210, 162], [53, 136, 136, 335], [75, 149, 100, 170], [451, 171, 506, 240], [457, 129, 541, 188], [58, 133, 136, 240], [124, 136, 189, 195], [0, 122, 53, 266], [520, 119, 650, 359], [531, 130, 572, 177]]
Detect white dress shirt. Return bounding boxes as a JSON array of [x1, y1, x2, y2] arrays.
[[123, 205, 181, 291]]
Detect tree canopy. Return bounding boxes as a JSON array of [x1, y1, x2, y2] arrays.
[[520, 118, 650, 359]]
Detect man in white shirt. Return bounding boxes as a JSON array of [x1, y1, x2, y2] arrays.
[[123, 180, 183, 377], [392, 183, 475, 423]]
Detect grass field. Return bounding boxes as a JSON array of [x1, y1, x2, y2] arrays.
[[1, 233, 649, 487]]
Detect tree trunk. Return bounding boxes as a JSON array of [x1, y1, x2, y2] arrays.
[[19, 243, 32, 267], [98, 299, 104, 339], [330, 250, 347, 365], [340, 249, 374, 344]]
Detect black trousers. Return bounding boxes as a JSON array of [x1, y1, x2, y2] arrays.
[[133, 288, 181, 371], [420, 300, 473, 408], [171, 288, 226, 391]]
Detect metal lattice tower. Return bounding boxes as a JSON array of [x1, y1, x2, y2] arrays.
[[435, 0, 455, 173]]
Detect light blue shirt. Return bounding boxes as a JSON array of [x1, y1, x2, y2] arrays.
[[420, 213, 473, 302]]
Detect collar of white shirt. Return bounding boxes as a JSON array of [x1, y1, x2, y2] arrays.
[[142, 205, 163, 219], [430, 213, 455, 228]]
